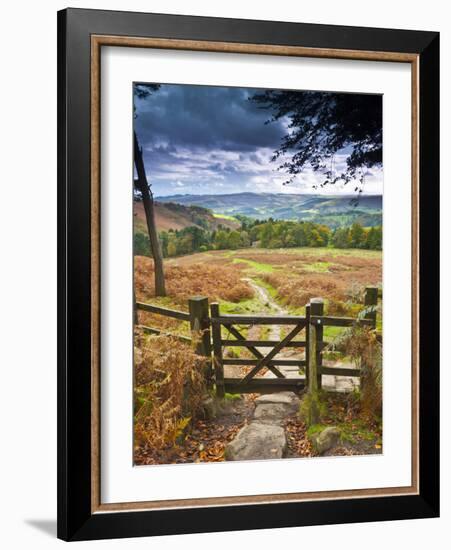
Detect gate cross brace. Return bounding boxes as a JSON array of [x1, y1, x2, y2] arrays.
[[227, 325, 285, 379], [240, 321, 305, 385]]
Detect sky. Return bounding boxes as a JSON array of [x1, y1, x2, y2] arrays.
[[134, 83, 383, 197]]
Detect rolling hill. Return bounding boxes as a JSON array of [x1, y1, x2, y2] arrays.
[[156, 192, 382, 228], [133, 200, 239, 233]]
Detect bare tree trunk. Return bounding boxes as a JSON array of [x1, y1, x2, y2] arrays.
[[133, 131, 166, 297]]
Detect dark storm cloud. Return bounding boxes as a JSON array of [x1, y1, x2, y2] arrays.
[[134, 84, 285, 153]]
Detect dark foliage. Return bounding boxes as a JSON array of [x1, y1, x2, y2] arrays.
[[251, 90, 382, 193]]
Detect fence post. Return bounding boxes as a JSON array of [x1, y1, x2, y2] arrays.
[[364, 287, 378, 328], [210, 302, 225, 398], [308, 298, 324, 424], [315, 300, 324, 389], [188, 297, 212, 387], [308, 299, 324, 393]]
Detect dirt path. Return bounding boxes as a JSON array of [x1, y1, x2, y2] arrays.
[[243, 278, 284, 343], [243, 278, 303, 379]]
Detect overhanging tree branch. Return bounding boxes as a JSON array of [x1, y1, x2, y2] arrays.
[[251, 90, 382, 191]]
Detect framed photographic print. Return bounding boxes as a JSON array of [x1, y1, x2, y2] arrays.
[[57, 8, 439, 541]]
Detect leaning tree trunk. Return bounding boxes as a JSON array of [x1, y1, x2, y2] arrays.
[[133, 131, 166, 297]]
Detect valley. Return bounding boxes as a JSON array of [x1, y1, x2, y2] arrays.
[[155, 192, 382, 228]]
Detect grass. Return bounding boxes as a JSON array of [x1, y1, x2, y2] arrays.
[[213, 213, 238, 221], [307, 421, 378, 446], [301, 261, 333, 273], [338, 420, 379, 444], [231, 246, 381, 260], [324, 326, 347, 339], [232, 258, 275, 273], [219, 297, 262, 315], [254, 277, 278, 299], [224, 392, 243, 401], [306, 423, 328, 438]]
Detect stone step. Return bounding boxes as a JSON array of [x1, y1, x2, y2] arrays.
[[225, 422, 286, 461], [225, 392, 300, 461]]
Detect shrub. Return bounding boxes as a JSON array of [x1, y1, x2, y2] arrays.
[[345, 281, 364, 303], [338, 326, 382, 420], [134, 257, 254, 306], [263, 273, 344, 308], [326, 300, 351, 316], [134, 231, 151, 257], [134, 331, 207, 453]]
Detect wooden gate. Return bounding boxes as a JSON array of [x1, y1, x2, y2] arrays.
[[209, 288, 377, 397], [210, 303, 312, 396]]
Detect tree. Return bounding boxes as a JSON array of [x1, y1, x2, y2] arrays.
[[214, 230, 229, 250], [366, 225, 382, 250], [317, 225, 331, 246], [134, 84, 166, 296], [259, 223, 274, 247], [308, 228, 323, 247], [284, 229, 297, 248], [227, 231, 242, 250], [186, 226, 206, 250], [159, 231, 169, 257], [251, 90, 382, 192], [350, 222, 365, 248], [134, 232, 151, 257], [332, 227, 351, 249], [240, 230, 251, 248], [293, 224, 308, 247], [134, 132, 166, 296], [178, 233, 194, 255], [167, 234, 177, 257]]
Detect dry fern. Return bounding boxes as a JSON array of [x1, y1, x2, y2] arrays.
[[134, 331, 207, 453]]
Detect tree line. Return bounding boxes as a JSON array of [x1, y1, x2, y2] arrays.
[[134, 219, 382, 258]]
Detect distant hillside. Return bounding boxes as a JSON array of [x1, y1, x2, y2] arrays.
[[156, 192, 382, 228], [133, 200, 239, 233]]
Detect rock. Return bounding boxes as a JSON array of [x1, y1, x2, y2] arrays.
[[255, 392, 299, 413], [253, 392, 300, 425], [201, 396, 217, 420], [225, 422, 287, 461], [253, 403, 291, 425], [310, 426, 341, 455]]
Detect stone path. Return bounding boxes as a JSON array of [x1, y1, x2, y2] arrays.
[[225, 392, 300, 461]]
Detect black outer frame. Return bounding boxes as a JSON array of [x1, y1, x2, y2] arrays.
[[57, 8, 439, 542]]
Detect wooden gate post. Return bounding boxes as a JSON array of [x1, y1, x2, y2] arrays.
[[315, 300, 324, 389], [188, 297, 212, 387], [308, 298, 324, 386], [364, 287, 378, 328], [210, 302, 225, 398], [308, 298, 324, 393], [308, 298, 324, 424]]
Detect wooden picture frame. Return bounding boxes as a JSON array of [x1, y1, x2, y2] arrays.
[[57, 8, 439, 541]]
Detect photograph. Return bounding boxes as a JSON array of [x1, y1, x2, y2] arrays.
[[133, 82, 383, 466], [54, 6, 440, 541]]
